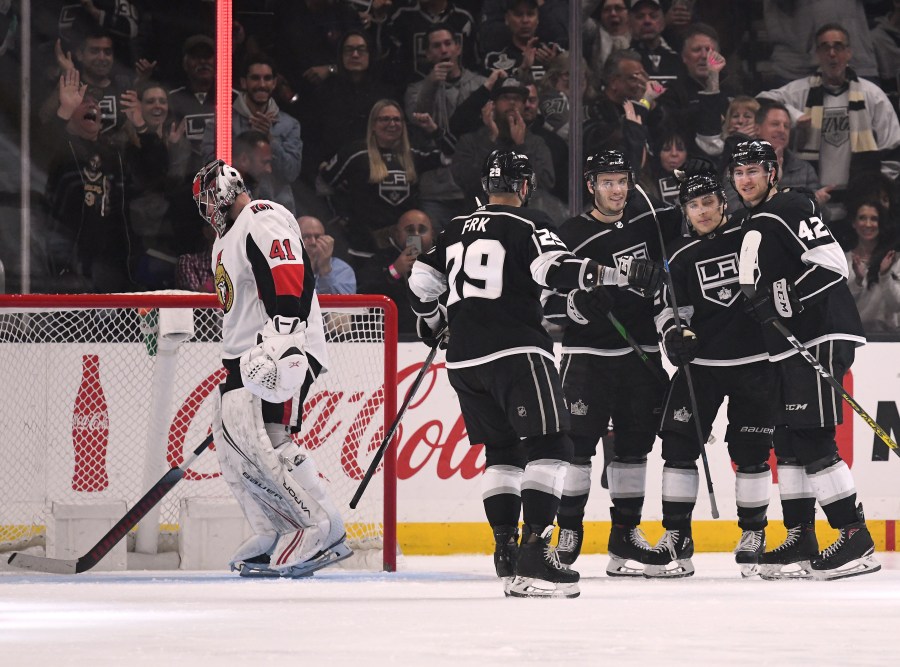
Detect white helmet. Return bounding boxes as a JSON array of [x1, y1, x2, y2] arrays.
[[192, 159, 247, 236]]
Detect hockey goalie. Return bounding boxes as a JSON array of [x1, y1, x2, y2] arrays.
[[193, 159, 351, 577]]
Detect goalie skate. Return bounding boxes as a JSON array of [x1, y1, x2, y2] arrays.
[[505, 527, 580, 599], [271, 529, 353, 577], [233, 554, 283, 578], [643, 529, 695, 579]]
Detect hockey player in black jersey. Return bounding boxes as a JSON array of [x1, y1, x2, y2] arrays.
[[732, 140, 880, 581], [644, 167, 778, 578], [543, 150, 676, 577], [407, 149, 661, 597]]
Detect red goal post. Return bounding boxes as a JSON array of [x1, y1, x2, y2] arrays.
[[0, 292, 398, 571]]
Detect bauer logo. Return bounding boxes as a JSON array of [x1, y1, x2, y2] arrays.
[[696, 252, 740, 307]]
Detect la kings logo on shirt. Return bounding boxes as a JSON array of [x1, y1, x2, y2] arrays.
[[695, 252, 740, 307], [379, 169, 411, 205], [822, 107, 850, 147]]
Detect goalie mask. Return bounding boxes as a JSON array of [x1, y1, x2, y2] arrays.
[[193, 159, 248, 236], [481, 149, 536, 205]]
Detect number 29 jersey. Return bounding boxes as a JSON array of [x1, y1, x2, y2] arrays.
[[211, 199, 328, 370], [412, 204, 579, 369]]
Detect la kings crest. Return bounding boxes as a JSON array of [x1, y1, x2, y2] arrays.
[[695, 252, 740, 307]]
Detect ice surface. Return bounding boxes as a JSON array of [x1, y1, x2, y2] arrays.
[[2, 553, 899, 666]]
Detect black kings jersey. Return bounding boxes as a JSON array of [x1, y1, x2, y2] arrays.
[[659, 216, 768, 366], [545, 197, 683, 354], [740, 189, 865, 360], [410, 204, 587, 368]]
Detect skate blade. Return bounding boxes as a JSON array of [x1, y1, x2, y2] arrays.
[[504, 576, 580, 599], [738, 563, 760, 578], [758, 561, 813, 581], [236, 564, 282, 578], [606, 555, 645, 577], [277, 540, 353, 578], [643, 559, 695, 579], [811, 554, 881, 581]]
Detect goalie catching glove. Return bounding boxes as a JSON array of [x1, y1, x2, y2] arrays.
[[744, 278, 804, 324], [663, 326, 699, 366], [566, 288, 614, 325], [240, 316, 310, 403]]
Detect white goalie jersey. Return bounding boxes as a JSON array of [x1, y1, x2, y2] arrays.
[[211, 199, 328, 372]]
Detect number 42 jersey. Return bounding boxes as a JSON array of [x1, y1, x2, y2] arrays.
[[409, 204, 604, 369]]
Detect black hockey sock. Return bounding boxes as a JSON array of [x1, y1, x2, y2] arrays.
[[782, 497, 816, 528], [737, 507, 768, 532], [483, 493, 522, 529], [521, 489, 560, 532], [820, 495, 860, 529], [557, 493, 588, 530]]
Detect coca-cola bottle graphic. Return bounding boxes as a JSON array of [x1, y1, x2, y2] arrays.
[[71, 354, 110, 491]]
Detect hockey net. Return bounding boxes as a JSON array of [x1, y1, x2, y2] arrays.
[[0, 293, 398, 571]]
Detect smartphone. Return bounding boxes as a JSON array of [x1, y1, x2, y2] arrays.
[[406, 234, 423, 253]]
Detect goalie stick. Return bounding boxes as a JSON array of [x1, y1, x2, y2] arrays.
[[350, 334, 443, 509], [6, 433, 215, 574], [635, 183, 720, 518], [739, 230, 899, 457]]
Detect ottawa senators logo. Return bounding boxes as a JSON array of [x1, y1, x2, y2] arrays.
[[214, 251, 234, 312]]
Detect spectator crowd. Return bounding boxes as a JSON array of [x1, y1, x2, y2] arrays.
[[2, 0, 900, 334]]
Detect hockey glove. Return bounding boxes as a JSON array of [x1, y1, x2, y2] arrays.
[[566, 288, 614, 325], [240, 316, 309, 403], [620, 256, 664, 293], [663, 326, 699, 366], [415, 314, 449, 349], [744, 278, 804, 324]]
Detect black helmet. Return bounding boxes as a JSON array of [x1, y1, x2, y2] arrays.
[[728, 140, 778, 182], [677, 171, 725, 206], [584, 150, 633, 183], [481, 149, 536, 204]]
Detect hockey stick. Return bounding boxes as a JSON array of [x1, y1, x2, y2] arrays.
[[739, 230, 899, 457], [350, 337, 443, 509], [6, 433, 215, 574], [635, 183, 720, 518], [605, 308, 668, 387]]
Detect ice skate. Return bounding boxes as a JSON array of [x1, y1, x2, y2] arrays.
[[606, 523, 654, 577], [811, 505, 881, 581], [556, 526, 583, 567], [229, 534, 280, 577], [734, 529, 765, 578], [505, 526, 580, 599], [643, 529, 695, 579], [493, 525, 519, 582], [758, 523, 817, 581], [270, 525, 352, 577]]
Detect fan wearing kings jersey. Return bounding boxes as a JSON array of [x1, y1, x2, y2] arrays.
[[732, 140, 879, 581], [192, 159, 351, 578], [643, 165, 777, 580], [542, 150, 676, 577], [407, 149, 661, 598]]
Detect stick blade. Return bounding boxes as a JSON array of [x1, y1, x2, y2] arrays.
[[7, 552, 78, 574]]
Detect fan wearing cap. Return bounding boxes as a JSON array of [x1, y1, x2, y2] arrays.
[[482, 0, 565, 82], [643, 164, 777, 578], [449, 77, 556, 206], [732, 139, 878, 581]]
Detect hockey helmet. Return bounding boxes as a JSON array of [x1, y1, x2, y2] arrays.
[[481, 149, 536, 204], [584, 150, 634, 189], [727, 140, 779, 184], [677, 171, 725, 207], [192, 159, 248, 236]]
